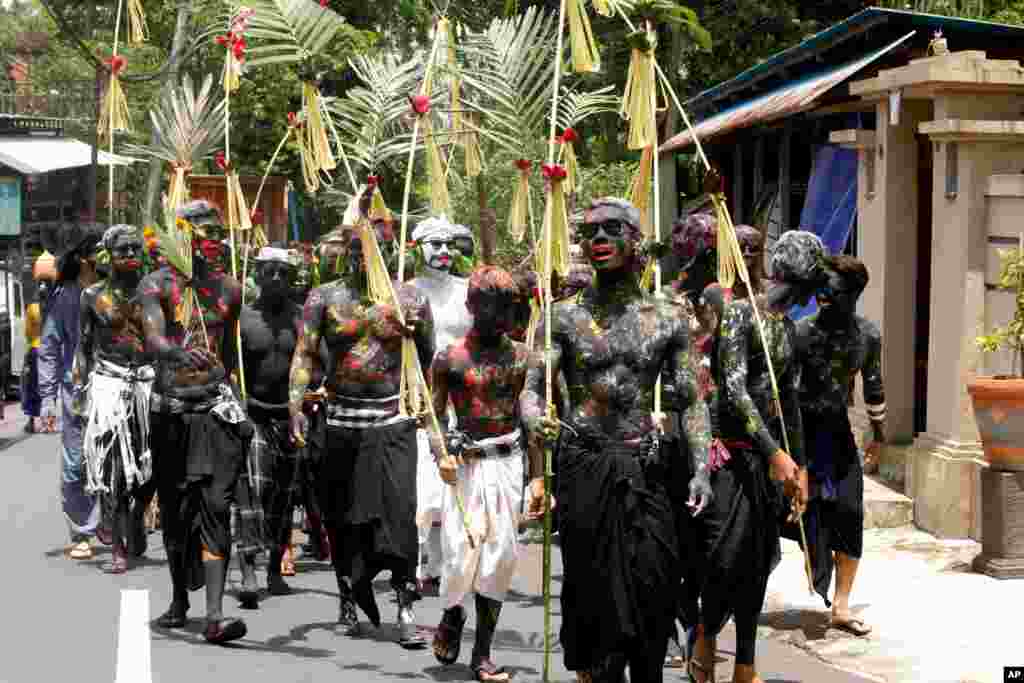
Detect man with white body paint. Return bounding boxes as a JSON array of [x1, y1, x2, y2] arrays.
[[407, 215, 475, 594]]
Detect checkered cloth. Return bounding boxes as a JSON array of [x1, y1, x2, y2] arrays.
[[233, 409, 301, 555]]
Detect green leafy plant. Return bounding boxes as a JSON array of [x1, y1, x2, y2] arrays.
[[242, 0, 349, 68], [977, 241, 1024, 376], [122, 73, 226, 167]]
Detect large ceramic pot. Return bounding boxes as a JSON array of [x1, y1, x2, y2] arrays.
[[967, 377, 1024, 471]]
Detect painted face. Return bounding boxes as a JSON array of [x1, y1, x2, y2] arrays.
[[469, 291, 516, 338], [578, 219, 634, 271], [817, 269, 857, 317], [191, 221, 228, 268], [256, 260, 294, 300], [109, 233, 144, 274], [345, 222, 397, 277], [421, 237, 456, 272]]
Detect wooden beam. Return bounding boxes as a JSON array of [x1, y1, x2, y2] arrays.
[[779, 120, 793, 229]]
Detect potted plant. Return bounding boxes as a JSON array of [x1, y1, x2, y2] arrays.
[[969, 237, 1024, 471]]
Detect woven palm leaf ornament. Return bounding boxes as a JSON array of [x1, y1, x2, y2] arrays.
[[558, 127, 580, 195], [127, 0, 148, 45], [508, 159, 534, 243], [566, 0, 601, 73], [620, 29, 656, 150], [99, 0, 130, 227]]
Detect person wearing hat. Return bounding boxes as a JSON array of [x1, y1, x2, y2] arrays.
[[234, 245, 305, 607], [38, 224, 103, 560], [408, 215, 474, 595], [521, 197, 714, 683], [687, 229, 821, 683], [75, 224, 155, 573], [142, 200, 251, 645]]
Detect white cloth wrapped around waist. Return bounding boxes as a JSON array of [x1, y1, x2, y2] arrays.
[[325, 393, 408, 429], [83, 359, 155, 496], [440, 428, 524, 608]]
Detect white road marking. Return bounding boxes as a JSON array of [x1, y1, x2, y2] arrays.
[[115, 589, 153, 683]]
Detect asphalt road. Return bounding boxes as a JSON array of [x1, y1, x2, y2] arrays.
[[0, 425, 876, 683]]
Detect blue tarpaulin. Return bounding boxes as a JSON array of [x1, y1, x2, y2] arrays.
[[790, 143, 858, 320]]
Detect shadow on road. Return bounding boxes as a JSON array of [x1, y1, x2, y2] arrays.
[[151, 619, 337, 659]]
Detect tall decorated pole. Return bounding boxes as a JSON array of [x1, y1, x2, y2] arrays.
[[99, 0, 129, 227], [541, 1, 570, 679]]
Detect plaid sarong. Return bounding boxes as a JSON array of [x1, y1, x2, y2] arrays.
[[233, 402, 300, 555]]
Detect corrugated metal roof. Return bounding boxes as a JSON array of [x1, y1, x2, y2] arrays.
[[0, 137, 140, 175], [686, 6, 1024, 113], [662, 31, 915, 153]]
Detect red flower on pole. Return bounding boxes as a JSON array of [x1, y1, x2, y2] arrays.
[[251, 208, 265, 226], [542, 163, 567, 181], [319, 0, 329, 6], [215, 151, 228, 172], [367, 175, 380, 188], [232, 36, 247, 60], [409, 94, 431, 115], [560, 128, 578, 144], [287, 111, 300, 128], [215, 31, 234, 47], [105, 55, 127, 75], [514, 159, 532, 172]]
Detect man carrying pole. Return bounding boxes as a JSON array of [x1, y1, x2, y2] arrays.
[[522, 197, 714, 683], [288, 213, 435, 648]]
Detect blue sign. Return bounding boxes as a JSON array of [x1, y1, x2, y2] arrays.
[[0, 176, 21, 236]]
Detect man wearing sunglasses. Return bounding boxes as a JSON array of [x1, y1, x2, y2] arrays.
[[408, 216, 475, 596], [793, 254, 883, 638], [520, 197, 714, 683]]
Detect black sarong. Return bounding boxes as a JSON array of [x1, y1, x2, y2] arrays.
[[784, 410, 863, 607], [322, 417, 418, 587], [557, 431, 678, 677], [699, 445, 783, 639], [153, 410, 249, 591]]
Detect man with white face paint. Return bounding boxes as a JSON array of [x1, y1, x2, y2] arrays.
[[408, 215, 475, 594]]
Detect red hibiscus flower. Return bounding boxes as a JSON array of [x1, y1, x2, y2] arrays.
[[231, 36, 247, 60], [215, 31, 234, 47], [319, 0, 329, 6], [367, 175, 379, 187], [409, 94, 431, 115], [560, 127, 578, 144], [542, 164, 567, 181], [214, 151, 228, 172], [105, 55, 127, 75], [514, 159, 533, 173]]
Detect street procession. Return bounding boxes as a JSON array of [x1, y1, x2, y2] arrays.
[[9, 0, 1024, 681]]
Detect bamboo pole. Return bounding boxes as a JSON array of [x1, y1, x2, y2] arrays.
[[108, 0, 124, 227], [542, 0, 568, 680]]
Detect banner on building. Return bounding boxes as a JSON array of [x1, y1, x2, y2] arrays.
[[0, 176, 20, 236]]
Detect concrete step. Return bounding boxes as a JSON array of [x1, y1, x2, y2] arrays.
[[864, 475, 914, 529]]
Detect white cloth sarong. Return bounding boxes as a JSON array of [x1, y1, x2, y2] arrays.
[[440, 429, 524, 608], [82, 359, 155, 497], [416, 428, 445, 531]]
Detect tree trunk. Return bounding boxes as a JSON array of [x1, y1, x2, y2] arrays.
[[477, 174, 496, 265], [142, 4, 192, 225]]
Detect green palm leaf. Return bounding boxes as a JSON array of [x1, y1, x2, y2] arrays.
[[325, 54, 430, 173], [124, 73, 226, 167], [556, 85, 620, 132], [242, 0, 347, 68]]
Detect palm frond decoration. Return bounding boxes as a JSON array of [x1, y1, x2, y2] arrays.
[[326, 55, 426, 174], [457, 7, 561, 156], [241, 0, 347, 69], [124, 74, 226, 209], [556, 84, 619, 130]]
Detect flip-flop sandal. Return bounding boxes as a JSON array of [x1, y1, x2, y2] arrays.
[[664, 655, 685, 668], [830, 615, 872, 636], [204, 618, 247, 644], [472, 658, 510, 682], [281, 546, 296, 576], [431, 607, 467, 665], [399, 625, 427, 650]]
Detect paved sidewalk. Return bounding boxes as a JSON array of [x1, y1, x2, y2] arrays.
[[759, 527, 1023, 683]]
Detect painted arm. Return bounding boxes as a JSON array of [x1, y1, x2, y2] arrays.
[[288, 288, 325, 439], [219, 279, 243, 378], [429, 349, 460, 485], [404, 286, 435, 376], [719, 301, 779, 460], [668, 312, 714, 514], [519, 312, 564, 483], [862, 323, 887, 444], [780, 351, 805, 468]]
